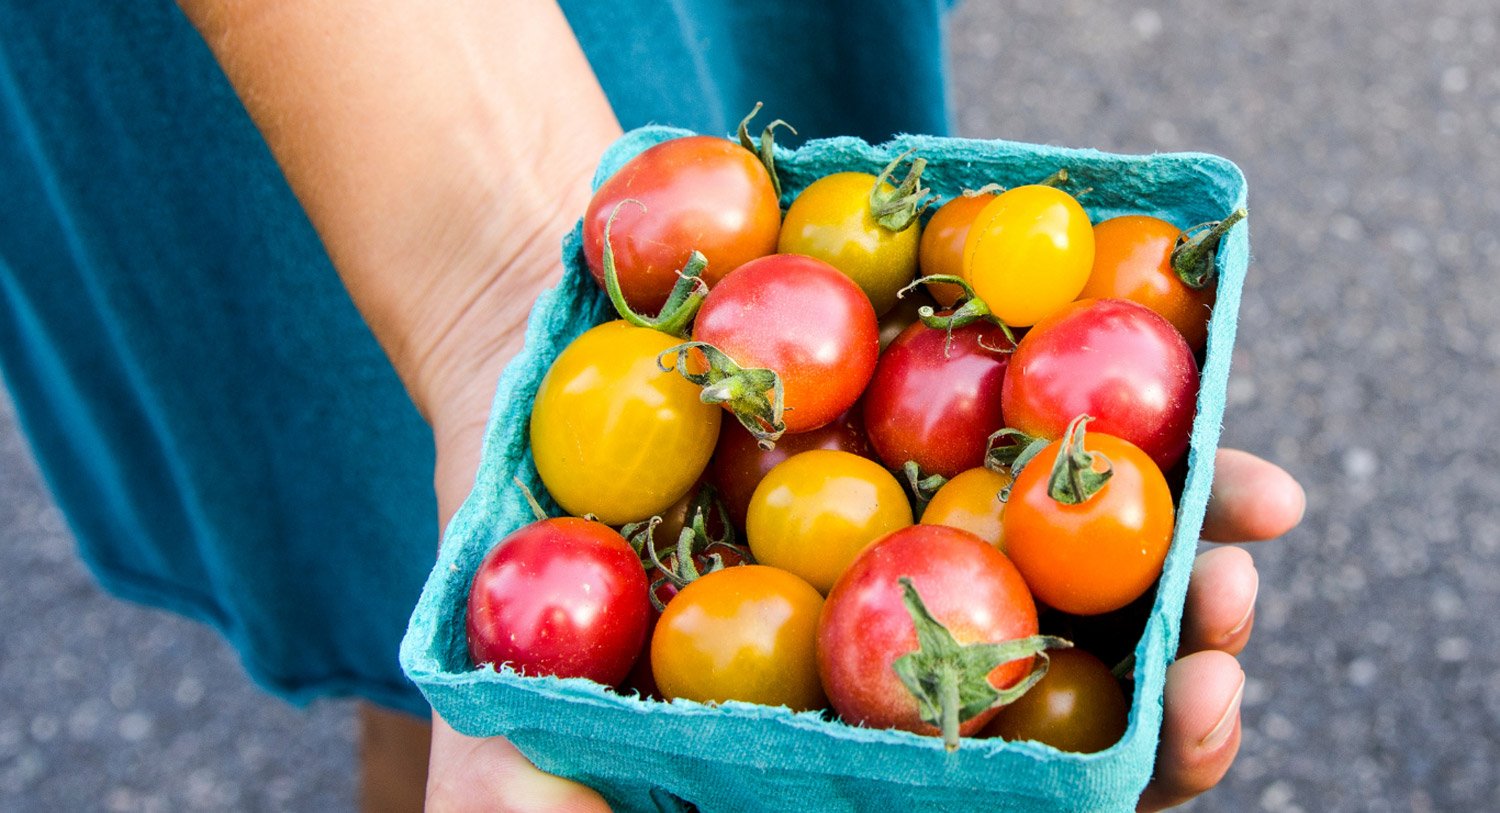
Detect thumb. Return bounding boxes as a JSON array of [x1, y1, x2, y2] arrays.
[[426, 714, 612, 813]]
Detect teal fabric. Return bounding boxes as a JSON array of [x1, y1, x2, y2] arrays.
[[400, 127, 1251, 812], [0, 1, 952, 714]]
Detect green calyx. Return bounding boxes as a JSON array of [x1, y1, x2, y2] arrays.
[[738, 102, 796, 199], [869, 148, 936, 232], [1172, 207, 1247, 290], [657, 342, 786, 448], [625, 485, 752, 612], [601, 200, 709, 337], [902, 461, 949, 517], [985, 429, 1049, 502], [891, 578, 1071, 751], [895, 275, 1017, 357], [1047, 415, 1113, 505]]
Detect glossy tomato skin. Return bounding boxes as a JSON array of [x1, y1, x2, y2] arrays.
[[963, 185, 1094, 327], [693, 254, 879, 433], [818, 525, 1040, 738], [863, 321, 1011, 479], [651, 565, 826, 711], [746, 450, 912, 594], [1081, 215, 1215, 353], [1002, 432, 1174, 616], [981, 647, 1129, 753], [467, 518, 651, 685], [583, 136, 781, 314], [778, 172, 920, 315], [531, 321, 721, 525], [920, 466, 1014, 550], [709, 408, 873, 529], [1002, 298, 1199, 471], [918, 191, 997, 307]]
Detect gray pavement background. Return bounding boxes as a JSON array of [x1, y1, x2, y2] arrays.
[[3, 1, 1498, 810]]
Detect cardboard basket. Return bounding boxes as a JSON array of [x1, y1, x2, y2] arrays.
[[400, 126, 1250, 813]]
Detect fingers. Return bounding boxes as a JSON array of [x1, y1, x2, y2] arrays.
[[1201, 449, 1306, 543], [1179, 546, 1257, 656], [1137, 650, 1245, 812], [426, 715, 612, 813]]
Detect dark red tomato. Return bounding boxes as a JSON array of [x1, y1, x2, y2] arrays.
[[693, 254, 880, 434], [981, 647, 1129, 753], [918, 191, 998, 308], [863, 321, 1011, 479], [709, 407, 873, 528], [1002, 298, 1199, 471], [467, 518, 651, 686], [1080, 215, 1215, 353], [818, 525, 1040, 740], [583, 136, 781, 314]]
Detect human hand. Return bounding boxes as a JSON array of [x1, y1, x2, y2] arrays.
[[1138, 448, 1305, 811]]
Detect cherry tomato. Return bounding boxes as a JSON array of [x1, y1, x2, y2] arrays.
[[746, 450, 912, 594], [1002, 298, 1198, 471], [818, 525, 1040, 740], [583, 136, 781, 314], [878, 287, 937, 350], [920, 466, 1013, 550], [981, 648, 1129, 753], [1002, 429, 1174, 616], [692, 254, 879, 434], [918, 191, 998, 307], [467, 518, 650, 685], [962, 185, 1093, 327], [531, 321, 721, 525], [1081, 215, 1215, 352], [651, 565, 826, 711], [709, 408, 872, 529], [863, 321, 1011, 479], [779, 172, 921, 315]]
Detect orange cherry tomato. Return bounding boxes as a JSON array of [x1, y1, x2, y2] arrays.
[[1080, 215, 1215, 352], [1002, 430, 1174, 616], [918, 191, 997, 307], [982, 647, 1130, 753], [746, 450, 912, 594], [650, 565, 826, 711], [920, 466, 1013, 551]]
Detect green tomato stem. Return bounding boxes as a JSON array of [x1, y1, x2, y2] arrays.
[[1172, 208, 1247, 290]]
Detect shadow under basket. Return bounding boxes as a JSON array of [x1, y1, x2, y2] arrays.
[[400, 126, 1251, 813]]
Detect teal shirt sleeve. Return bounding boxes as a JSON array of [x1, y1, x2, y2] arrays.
[[0, 0, 952, 712]]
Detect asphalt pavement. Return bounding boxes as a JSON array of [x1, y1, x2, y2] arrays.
[[4, 1, 1499, 810]]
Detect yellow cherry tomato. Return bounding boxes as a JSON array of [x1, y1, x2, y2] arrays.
[[651, 565, 826, 711], [746, 449, 913, 593], [962, 185, 1094, 327], [920, 466, 1014, 551], [530, 320, 721, 525], [778, 172, 921, 316]]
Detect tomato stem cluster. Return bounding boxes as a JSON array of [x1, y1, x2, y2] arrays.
[[898, 274, 1017, 357], [901, 460, 949, 516], [1046, 415, 1114, 505], [869, 149, 935, 232], [601, 201, 709, 337], [1171, 207, 1247, 290], [657, 342, 787, 448], [738, 102, 796, 200]]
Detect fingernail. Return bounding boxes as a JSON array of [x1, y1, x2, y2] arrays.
[[1199, 675, 1245, 752], [1224, 568, 1260, 640]]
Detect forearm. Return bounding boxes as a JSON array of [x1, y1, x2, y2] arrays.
[[178, 0, 621, 429]]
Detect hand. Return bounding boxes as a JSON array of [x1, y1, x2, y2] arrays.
[[1138, 449, 1306, 811]]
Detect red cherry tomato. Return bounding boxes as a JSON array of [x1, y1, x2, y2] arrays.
[[863, 321, 1011, 479], [583, 136, 781, 314], [981, 648, 1129, 753], [1002, 298, 1199, 471], [466, 518, 651, 685], [692, 254, 880, 434], [709, 408, 873, 529], [1080, 215, 1215, 353], [918, 191, 998, 307], [818, 525, 1040, 741], [1003, 429, 1175, 616]]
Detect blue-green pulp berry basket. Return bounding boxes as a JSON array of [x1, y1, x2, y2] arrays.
[[400, 127, 1251, 813]]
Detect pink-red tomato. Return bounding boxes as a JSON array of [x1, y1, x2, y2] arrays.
[[692, 254, 880, 434], [1002, 298, 1199, 471], [709, 407, 873, 529], [818, 525, 1040, 739], [863, 321, 1011, 478], [1002, 431, 1175, 616], [583, 136, 781, 314], [467, 518, 651, 685]]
